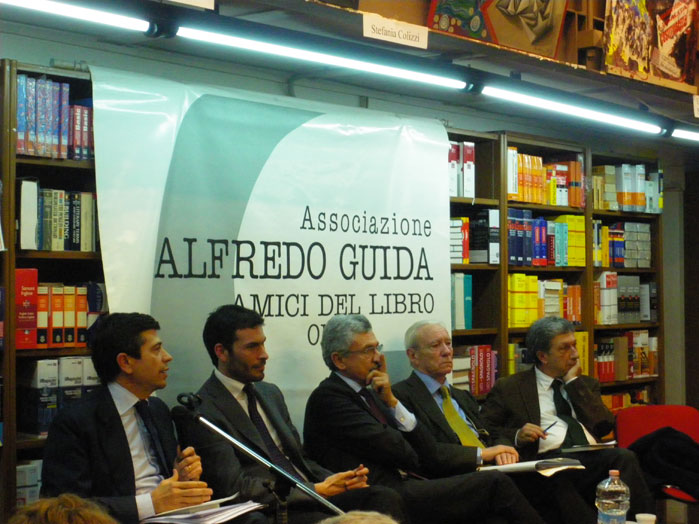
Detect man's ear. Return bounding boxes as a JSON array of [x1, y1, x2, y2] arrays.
[[214, 343, 228, 364], [116, 353, 133, 375], [406, 348, 418, 366], [331, 352, 346, 371], [536, 350, 547, 365]]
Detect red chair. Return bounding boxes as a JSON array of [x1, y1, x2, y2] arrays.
[[615, 404, 699, 503]]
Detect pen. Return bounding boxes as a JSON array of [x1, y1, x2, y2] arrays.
[[543, 421, 557, 434]]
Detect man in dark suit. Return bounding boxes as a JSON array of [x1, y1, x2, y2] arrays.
[[304, 314, 547, 524], [393, 320, 596, 524], [175, 304, 408, 524], [41, 313, 238, 524], [480, 316, 655, 519]]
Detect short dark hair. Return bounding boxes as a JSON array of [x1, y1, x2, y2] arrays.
[[320, 314, 373, 371], [90, 313, 160, 384], [203, 304, 264, 367], [526, 316, 575, 366]]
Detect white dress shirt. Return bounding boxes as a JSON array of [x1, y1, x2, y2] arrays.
[[108, 382, 163, 520], [533, 367, 596, 454]]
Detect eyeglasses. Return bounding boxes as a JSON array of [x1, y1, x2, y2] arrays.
[[346, 344, 383, 357]]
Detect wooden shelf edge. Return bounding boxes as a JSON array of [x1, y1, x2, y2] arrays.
[[15, 156, 95, 169], [16, 436, 47, 450], [593, 267, 655, 274], [508, 265, 585, 272], [451, 263, 499, 271], [594, 323, 660, 331], [592, 210, 662, 220], [17, 250, 101, 260], [450, 197, 499, 206], [16, 348, 91, 358], [599, 376, 659, 388], [452, 328, 498, 336], [507, 202, 585, 214]]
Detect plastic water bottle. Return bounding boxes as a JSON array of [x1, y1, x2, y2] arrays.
[[595, 469, 630, 524]]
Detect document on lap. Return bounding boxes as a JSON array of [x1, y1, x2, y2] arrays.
[[477, 457, 585, 477]]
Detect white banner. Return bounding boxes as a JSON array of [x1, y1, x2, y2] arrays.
[[91, 67, 450, 427]]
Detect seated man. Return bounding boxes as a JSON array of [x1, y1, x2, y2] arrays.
[[174, 305, 407, 524], [393, 319, 596, 524], [480, 316, 654, 519], [304, 314, 547, 524], [40, 313, 242, 524]]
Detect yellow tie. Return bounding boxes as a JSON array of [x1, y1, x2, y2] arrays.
[[440, 386, 484, 448]]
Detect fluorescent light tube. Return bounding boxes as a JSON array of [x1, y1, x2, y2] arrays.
[[0, 0, 149, 32], [671, 128, 699, 142], [482, 85, 663, 135], [177, 26, 467, 90]]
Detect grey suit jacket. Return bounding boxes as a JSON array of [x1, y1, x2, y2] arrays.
[[175, 372, 332, 501], [480, 367, 615, 460], [393, 371, 512, 473]]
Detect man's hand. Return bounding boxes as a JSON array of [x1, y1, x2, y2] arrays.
[[563, 359, 582, 383], [366, 353, 398, 408], [515, 423, 547, 447], [482, 445, 519, 465], [151, 469, 212, 514], [175, 446, 203, 481], [314, 465, 370, 498]]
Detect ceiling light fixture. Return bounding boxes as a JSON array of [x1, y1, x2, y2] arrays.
[[671, 128, 699, 142], [176, 26, 468, 90], [0, 0, 149, 32], [481, 85, 664, 135]]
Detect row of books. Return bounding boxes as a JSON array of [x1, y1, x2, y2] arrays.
[[18, 357, 100, 436], [508, 273, 582, 328], [15, 268, 108, 350], [506, 332, 590, 376], [507, 149, 585, 208], [16, 460, 43, 508], [601, 389, 651, 414], [449, 209, 500, 264], [594, 330, 659, 383], [16, 75, 93, 159], [507, 211, 585, 267], [18, 179, 98, 252], [591, 165, 663, 214], [452, 345, 497, 395], [592, 221, 651, 269], [450, 273, 472, 330], [594, 272, 658, 325], [448, 140, 476, 198]]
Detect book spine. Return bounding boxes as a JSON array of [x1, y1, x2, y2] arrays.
[[26, 77, 36, 156], [48, 285, 65, 348], [15, 268, 38, 349], [17, 74, 27, 154], [60, 83, 70, 159]]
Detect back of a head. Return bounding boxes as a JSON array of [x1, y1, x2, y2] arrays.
[[318, 511, 399, 524], [9, 494, 118, 524]]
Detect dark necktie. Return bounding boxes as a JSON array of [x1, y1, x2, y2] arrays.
[[552, 380, 588, 447], [134, 399, 169, 475], [243, 383, 300, 480], [359, 388, 388, 425]]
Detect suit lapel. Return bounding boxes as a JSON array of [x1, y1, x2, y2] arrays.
[[204, 375, 269, 457], [519, 367, 541, 424], [406, 372, 458, 442], [95, 389, 136, 494]]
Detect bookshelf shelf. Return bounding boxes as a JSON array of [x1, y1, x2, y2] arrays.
[[508, 265, 584, 272], [594, 323, 660, 331], [16, 437, 47, 451], [451, 263, 498, 271], [15, 157, 95, 170], [599, 376, 659, 390], [17, 250, 101, 260], [592, 210, 659, 221], [450, 197, 499, 207], [452, 328, 498, 336], [593, 267, 656, 274], [16, 348, 92, 359], [508, 202, 585, 214]]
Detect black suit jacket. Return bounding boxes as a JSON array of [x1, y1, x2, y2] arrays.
[[393, 371, 512, 472], [480, 367, 615, 460], [303, 373, 449, 487], [41, 386, 178, 524], [175, 373, 332, 502]]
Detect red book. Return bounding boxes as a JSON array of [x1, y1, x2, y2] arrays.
[[48, 285, 65, 348], [75, 286, 88, 347], [483, 346, 492, 395], [15, 268, 38, 349], [36, 285, 49, 349], [477, 345, 485, 396], [469, 346, 477, 395]]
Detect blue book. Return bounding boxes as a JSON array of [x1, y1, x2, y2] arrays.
[[507, 209, 517, 265], [523, 209, 533, 266]]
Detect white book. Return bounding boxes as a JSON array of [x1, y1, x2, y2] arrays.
[[19, 179, 39, 250]]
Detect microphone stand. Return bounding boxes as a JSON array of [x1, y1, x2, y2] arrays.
[[176, 393, 344, 522]]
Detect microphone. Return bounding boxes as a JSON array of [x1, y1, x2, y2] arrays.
[[177, 392, 203, 411]]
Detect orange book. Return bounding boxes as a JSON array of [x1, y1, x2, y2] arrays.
[[63, 285, 76, 346], [76, 286, 88, 347], [48, 285, 64, 348]]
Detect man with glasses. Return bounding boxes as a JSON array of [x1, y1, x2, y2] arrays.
[[174, 304, 407, 524], [304, 314, 547, 524], [392, 320, 596, 524]]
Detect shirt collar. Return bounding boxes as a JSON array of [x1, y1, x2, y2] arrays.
[[534, 366, 557, 390], [108, 381, 142, 416], [214, 368, 247, 401], [414, 369, 445, 396], [334, 371, 363, 393]]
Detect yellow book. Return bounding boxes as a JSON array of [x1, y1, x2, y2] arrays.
[[601, 226, 610, 267], [507, 147, 519, 200], [574, 331, 589, 376]]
